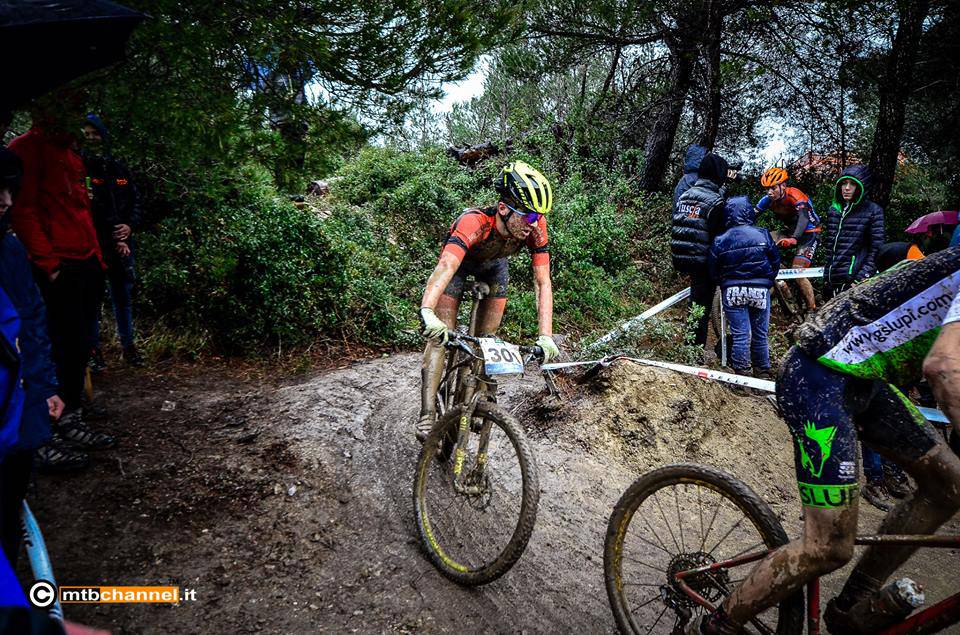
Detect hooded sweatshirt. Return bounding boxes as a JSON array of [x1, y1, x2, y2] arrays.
[[7, 127, 104, 275], [81, 114, 142, 265], [823, 164, 885, 286], [673, 144, 708, 205], [671, 152, 728, 273], [708, 196, 780, 288]]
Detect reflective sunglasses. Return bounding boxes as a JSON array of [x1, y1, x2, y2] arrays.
[[504, 202, 542, 224]]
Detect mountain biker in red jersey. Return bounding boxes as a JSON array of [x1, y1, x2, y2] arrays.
[[756, 167, 820, 313], [416, 161, 559, 442], [689, 247, 960, 635]]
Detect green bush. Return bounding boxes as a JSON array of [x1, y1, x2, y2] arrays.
[[138, 147, 683, 354]]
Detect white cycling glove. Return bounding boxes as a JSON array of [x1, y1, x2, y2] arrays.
[[420, 307, 448, 343], [536, 335, 560, 364]]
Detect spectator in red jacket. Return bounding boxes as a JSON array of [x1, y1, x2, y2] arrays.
[[7, 96, 115, 451]]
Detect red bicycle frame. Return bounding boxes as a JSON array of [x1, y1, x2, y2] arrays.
[[674, 534, 960, 635]]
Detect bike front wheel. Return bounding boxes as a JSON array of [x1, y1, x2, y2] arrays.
[[413, 401, 539, 586], [604, 464, 804, 635]]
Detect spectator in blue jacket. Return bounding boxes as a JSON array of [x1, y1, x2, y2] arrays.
[[823, 164, 885, 299], [708, 196, 780, 378], [0, 148, 81, 566], [673, 144, 708, 205]]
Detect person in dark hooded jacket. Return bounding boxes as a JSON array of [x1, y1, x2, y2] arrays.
[[672, 152, 729, 352], [673, 144, 707, 205], [823, 164, 885, 299], [708, 196, 780, 377], [81, 114, 143, 367]]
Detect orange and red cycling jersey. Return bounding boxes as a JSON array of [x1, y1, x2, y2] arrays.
[[756, 187, 821, 238], [441, 207, 550, 267]]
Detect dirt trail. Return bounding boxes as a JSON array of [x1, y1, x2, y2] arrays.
[[25, 353, 960, 634]]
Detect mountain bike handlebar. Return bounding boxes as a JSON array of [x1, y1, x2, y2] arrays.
[[442, 331, 544, 363]]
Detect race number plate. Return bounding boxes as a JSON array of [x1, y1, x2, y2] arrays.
[[479, 338, 524, 375]]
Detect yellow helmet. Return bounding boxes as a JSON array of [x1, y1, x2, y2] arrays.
[[496, 160, 553, 215]]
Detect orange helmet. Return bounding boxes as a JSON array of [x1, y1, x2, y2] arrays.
[[760, 167, 789, 188]]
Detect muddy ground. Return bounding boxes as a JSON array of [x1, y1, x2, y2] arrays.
[[21, 352, 960, 634]]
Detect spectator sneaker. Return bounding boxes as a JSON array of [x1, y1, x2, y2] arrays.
[[861, 480, 892, 512], [753, 368, 774, 381], [57, 410, 116, 450], [88, 347, 107, 373], [80, 393, 110, 422], [123, 344, 144, 367], [35, 434, 90, 472]]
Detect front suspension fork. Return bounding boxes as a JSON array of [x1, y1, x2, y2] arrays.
[[451, 385, 494, 495]]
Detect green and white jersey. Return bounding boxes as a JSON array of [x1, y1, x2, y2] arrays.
[[795, 246, 960, 386]]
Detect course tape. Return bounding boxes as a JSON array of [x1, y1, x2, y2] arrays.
[[590, 288, 690, 348], [542, 355, 950, 424], [776, 266, 824, 280], [590, 268, 824, 349]]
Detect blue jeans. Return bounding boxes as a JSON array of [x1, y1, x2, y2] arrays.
[[720, 285, 770, 371], [91, 246, 136, 349], [862, 444, 884, 483], [862, 442, 906, 484]]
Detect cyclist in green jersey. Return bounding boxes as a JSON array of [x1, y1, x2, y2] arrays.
[[690, 246, 960, 634]]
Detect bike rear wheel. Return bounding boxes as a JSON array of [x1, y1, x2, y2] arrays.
[[604, 464, 803, 635], [413, 401, 539, 585]]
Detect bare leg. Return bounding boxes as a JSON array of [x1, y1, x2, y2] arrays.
[[419, 294, 460, 419], [475, 297, 507, 335], [723, 504, 858, 624], [796, 277, 816, 311]]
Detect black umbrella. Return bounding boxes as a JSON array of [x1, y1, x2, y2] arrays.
[[0, 0, 145, 110]]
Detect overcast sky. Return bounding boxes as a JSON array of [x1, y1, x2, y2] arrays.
[[434, 62, 789, 169]]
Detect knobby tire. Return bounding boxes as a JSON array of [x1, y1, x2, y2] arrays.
[[413, 401, 539, 586], [604, 464, 804, 635]]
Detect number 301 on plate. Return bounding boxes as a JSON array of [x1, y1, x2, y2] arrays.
[[479, 338, 524, 375]]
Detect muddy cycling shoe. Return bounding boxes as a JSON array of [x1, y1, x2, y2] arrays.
[[415, 414, 435, 443], [35, 435, 90, 472], [57, 411, 116, 450], [861, 481, 892, 512], [823, 597, 860, 634], [685, 608, 741, 635]]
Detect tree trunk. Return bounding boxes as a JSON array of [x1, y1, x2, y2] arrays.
[[868, 0, 931, 208], [697, 4, 723, 148], [639, 44, 695, 191]]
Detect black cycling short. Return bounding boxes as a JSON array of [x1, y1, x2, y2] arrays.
[[776, 346, 939, 509], [443, 257, 509, 299]]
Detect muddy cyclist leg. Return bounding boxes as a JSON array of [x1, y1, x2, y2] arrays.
[[796, 277, 816, 311], [718, 348, 861, 627], [420, 293, 460, 422], [792, 238, 817, 311], [834, 384, 960, 610], [474, 258, 510, 336]]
